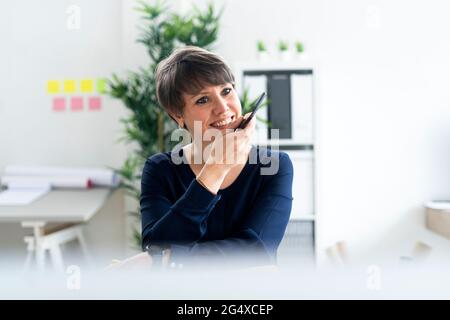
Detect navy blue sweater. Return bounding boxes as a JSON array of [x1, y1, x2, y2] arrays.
[[140, 146, 293, 268]]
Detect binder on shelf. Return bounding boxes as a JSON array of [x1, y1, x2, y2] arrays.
[[242, 69, 314, 145]]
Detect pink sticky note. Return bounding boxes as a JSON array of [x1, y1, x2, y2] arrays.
[[70, 97, 83, 111], [88, 97, 101, 111], [52, 97, 66, 112]]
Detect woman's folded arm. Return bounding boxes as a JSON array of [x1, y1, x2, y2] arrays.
[[168, 153, 294, 268], [140, 157, 221, 249]]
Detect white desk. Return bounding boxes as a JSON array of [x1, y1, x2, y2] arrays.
[[0, 188, 112, 222], [0, 187, 114, 271]]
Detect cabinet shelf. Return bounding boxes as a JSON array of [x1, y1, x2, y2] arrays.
[[290, 215, 315, 221], [238, 64, 317, 268]]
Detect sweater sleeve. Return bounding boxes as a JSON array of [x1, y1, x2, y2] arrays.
[[170, 152, 294, 268], [140, 155, 221, 250]]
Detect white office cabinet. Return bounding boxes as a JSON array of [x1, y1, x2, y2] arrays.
[[285, 150, 314, 220], [291, 75, 314, 144], [236, 62, 317, 267], [241, 71, 314, 146]]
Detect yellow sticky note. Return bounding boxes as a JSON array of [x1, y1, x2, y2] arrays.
[[47, 80, 60, 94], [96, 78, 107, 94], [80, 79, 94, 93], [64, 80, 76, 93]]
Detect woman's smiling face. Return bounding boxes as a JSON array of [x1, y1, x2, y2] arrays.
[[178, 82, 242, 137]]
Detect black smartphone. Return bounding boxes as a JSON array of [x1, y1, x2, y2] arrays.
[[235, 92, 266, 131]]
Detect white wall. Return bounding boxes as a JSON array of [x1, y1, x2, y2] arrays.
[[123, 0, 450, 264], [0, 0, 129, 170]]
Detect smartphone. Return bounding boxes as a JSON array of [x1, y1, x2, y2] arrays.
[[235, 92, 266, 131]]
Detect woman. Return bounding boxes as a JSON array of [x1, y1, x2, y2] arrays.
[[114, 46, 293, 271]]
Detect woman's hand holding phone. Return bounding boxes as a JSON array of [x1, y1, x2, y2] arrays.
[[196, 113, 255, 194]]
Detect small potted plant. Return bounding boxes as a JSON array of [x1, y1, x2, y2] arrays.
[[295, 41, 306, 60], [256, 40, 269, 61], [278, 40, 290, 61]]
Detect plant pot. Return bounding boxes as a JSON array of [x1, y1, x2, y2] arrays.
[[295, 52, 308, 61], [279, 51, 291, 61], [256, 51, 269, 62]]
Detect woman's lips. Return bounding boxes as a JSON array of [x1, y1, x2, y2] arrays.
[[209, 115, 236, 129]]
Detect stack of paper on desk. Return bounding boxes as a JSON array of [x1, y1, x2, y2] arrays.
[[0, 165, 120, 206], [2, 165, 119, 187], [0, 184, 51, 206], [1, 175, 92, 189]]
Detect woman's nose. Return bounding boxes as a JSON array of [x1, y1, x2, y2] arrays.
[[213, 96, 229, 114]]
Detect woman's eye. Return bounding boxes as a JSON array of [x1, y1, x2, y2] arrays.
[[195, 88, 231, 105], [222, 88, 232, 95], [196, 97, 208, 105]]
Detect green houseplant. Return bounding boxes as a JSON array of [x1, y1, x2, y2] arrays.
[[278, 40, 289, 52], [256, 40, 269, 61], [295, 41, 304, 54], [256, 40, 266, 53], [107, 0, 223, 248], [278, 40, 290, 61], [294, 40, 307, 60]]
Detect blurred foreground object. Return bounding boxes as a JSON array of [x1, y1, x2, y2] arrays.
[[425, 200, 450, 240], [325, 240, 349, 266]]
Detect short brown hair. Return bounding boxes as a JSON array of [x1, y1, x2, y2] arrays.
[[155, 46, 235, 118]]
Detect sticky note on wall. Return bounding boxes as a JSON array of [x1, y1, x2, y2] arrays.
[[53, 97, 66, 111], [96, 79, 107, 94], [47, 80, 60, 94], [64, 80, 76, 93], [80, 79, 94, 93], [88, 97, 101, 111], [70, 97, 83, 111]]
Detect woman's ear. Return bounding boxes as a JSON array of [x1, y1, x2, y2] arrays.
[[168, 111, 184, 129]]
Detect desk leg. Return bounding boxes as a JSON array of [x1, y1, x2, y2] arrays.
[[49, 244, 64, 272], [21, 221, 46, 272], [23, 236, 35, 272], [75, 227, 91, 266], [21, 221, 90, 272]]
